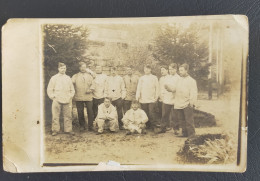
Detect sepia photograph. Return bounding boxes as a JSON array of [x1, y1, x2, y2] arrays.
[[2, 16, 248, 172], [41, 17, 247, 168]]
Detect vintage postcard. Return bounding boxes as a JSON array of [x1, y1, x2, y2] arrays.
[[2, 15, 248, 172]]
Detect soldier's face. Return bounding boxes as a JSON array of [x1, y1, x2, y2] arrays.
[[132, 103, 139, 111], [80, 64, 87, 73], [179, 67, 188, 77], [126, 68, 132, 75], [104, 99, 111, 108], [95, 66, 102, 74], [110, 69, 116, 76], [161, 68, 168, 76], [144, 67, 151, 75], [169, 67, 177, 75], [58, 66, 66, 74]]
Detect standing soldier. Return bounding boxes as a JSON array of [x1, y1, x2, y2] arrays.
[[173, 63, 197, 137], [123, 66, 139, 113], [104, 66, 126, 129], [136, 64, 159, 130], [162, 63, 180, 134], [92, 65, 107, 119], [158, 65, 171, 133], [47, 62, 75, 136], [72, 62, 95, 132]]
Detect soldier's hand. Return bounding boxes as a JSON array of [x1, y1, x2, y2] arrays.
[[107, 116, 114, 120], [164, 84, 171, 92], [86, 89, 92, 93]]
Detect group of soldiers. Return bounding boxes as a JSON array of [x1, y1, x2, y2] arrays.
[[47, 61, 197, 137]]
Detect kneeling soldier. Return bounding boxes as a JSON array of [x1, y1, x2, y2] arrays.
[[95, 97, 118, 134], [122, 100, 148, 135]]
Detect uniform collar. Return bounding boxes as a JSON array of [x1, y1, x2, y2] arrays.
[[144, 73, 152, 77], [58, 73, 66, 76], [181, 74, 190, 78], [162, 74, 169, 78]]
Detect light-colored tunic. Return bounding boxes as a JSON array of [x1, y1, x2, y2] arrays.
[[104, 75, 126, 101], [72, 72, 95, 101], [93, 73, 108, 99], [123, 74, 139, 101], [122, 108, 148, 133], [159, 74, 180, 105], [95, 103, 118, 133], [47, 73, 75, 104], [174, 75, 198, 109], [136, 74, 159, 104]]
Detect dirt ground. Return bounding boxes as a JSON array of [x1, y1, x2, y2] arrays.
[[44, 96, 240, 164]]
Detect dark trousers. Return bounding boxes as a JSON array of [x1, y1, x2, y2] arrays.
[[158, 101, 162, 118], [141, 103, 157, 129], [123, 100, 132, 114], [177, 106, 195, 137], [161, 103, 173, 130], [171, 108, 180, 130], [112, 98, 123, 128], [93, 98, 104, 119], [76, 101, 94, 130]]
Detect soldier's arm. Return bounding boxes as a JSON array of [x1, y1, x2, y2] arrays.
[[155, 76, 160, 101], [47, 77, 55, 100], [69, 78, 75, 98], [136, 78, 141, 101]]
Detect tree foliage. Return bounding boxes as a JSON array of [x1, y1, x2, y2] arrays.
[[152, 23, 210, 85], [43, 24, 90, 81]]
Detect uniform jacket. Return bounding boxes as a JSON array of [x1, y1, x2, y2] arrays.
[[122, 108, 148, 124], [104, 75, 126, 101], [47, 73, 75, 104], [96, 103, 118, 120], [174, 75, 198, 109], [123, 74, 139, 101], [72, 72, 95, 101], [159, 74, 180, 105], [93, 73, 108, 99], [136, 74, 159, 103]]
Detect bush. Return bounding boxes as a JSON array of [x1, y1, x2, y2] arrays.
[[177, 133, 236, 164], [194, 109, 216, 127]]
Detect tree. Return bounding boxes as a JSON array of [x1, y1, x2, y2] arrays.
[[152, 23, 210, 88], [43, 24, 90, 81]]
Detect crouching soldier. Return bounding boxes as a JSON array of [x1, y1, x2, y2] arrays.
[[122, 100, 148, 135], [95, 97, 118, 134], [47, 62, 75, 136]]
